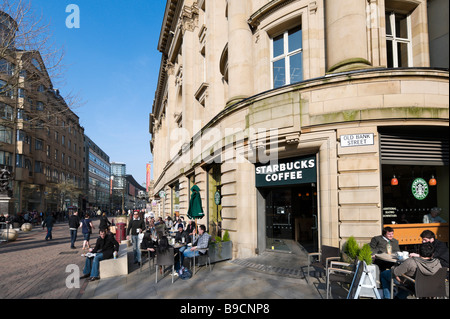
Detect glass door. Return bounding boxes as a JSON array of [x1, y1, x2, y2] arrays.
[[265, 188, 293, 252]]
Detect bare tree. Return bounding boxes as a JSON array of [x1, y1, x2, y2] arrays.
[[1, 0, 83, 132]]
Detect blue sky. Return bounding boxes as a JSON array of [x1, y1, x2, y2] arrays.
[[29, 0, 166, 185]]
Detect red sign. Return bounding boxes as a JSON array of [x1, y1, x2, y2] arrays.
[[146, 164, 151, 192]]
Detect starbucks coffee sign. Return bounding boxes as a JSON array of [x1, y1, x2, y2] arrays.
[[255, 155, 317, 187], [411, 178, 429, 200]]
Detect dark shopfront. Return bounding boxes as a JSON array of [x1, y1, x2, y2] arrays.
[[256, 155, 319, 253], [380, 126, 449, 247]]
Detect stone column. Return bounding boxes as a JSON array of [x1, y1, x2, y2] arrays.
[[325, 0, 371, 72], [227, 0, 253, 105]]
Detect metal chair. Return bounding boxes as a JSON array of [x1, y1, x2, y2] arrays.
[[155, 247, 176, 283], [326, 259, 357, 299], [190, 247, 211, 275], [140, 249, 155, 273], [390, 267, 448, 299], [307, 245, 340, 282]]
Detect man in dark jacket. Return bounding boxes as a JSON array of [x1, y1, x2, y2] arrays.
[[409, 230, 449, 268], [380, 243, 441, 299], [127, 211, 146, 265], [81, 228, 120, 281], [68, 211, 81, 249], [42, 213, 56, 241]]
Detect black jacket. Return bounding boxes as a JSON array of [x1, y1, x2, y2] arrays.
[[92, 233, 120, 260], [99, 216, 111, 230], [68, 214, 80, 229], [175, 230, 190, 244], [433, 239, 449, 268], [127, 218, 146, 236], [43, 215, 56, 228]]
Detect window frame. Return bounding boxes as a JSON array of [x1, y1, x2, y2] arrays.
[[270, 25, 303, 89], [385, 11, 413, 68]]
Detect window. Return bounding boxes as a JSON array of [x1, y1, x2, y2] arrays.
[[0, 59, 14, 75], [386, 12, 412, 68], [271, 25, 303, 89], [0, 102, 13, 120], [35, 138, 43, 151], [0, 151, 12, 166], [34, 161, 43, 174], [0, 126, 13, 144], [0, 80, 12, 97], [32, 58, 42, 71]]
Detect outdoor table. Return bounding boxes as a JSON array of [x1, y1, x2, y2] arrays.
[[375, 253, 398, 264]]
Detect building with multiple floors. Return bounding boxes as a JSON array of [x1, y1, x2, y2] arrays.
[[83, 135, 111, 212], [150, 0, 449, 259], [1, 11, 85, 214]]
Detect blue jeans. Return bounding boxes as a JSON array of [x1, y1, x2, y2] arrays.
[[380, 270, 410, 299], [45, 227, 53, 240], [83, 253, 104, 278], [70, 229, 77, 247], [131, 235, 141, 263], [181, 247, 199, 268], [177, 245, 188, 269]]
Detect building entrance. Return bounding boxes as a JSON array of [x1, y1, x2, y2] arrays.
[[262, 183, 318, 253]]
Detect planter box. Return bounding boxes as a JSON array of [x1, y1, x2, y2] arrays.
[[209, 241, 232, 263]]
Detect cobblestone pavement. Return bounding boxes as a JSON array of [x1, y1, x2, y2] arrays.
[[0, 220, 93, 299]]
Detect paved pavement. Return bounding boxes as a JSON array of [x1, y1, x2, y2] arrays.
[[0, 218, 351, 303], [0, 218, 360, 302]]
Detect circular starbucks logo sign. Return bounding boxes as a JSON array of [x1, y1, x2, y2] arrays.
[[411, 178, 429, 200]]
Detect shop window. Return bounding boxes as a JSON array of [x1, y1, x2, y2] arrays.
[[207, 164, 222, 237], [171, 182, 180, 218], [271, 25, 303, 89], [382, 164, 448, 224]]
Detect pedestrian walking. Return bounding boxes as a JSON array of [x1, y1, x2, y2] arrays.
[[127, 211, 145, 266], [68, 211, 81, 249], [42, 213, 56, 240], [81, 214, 95, 250]]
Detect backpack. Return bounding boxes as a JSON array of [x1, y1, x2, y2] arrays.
[[179, 267, 192, 280]]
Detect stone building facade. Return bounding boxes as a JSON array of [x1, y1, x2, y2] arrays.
[[1, 11, 85, 214], [150, 0, 449, 259]]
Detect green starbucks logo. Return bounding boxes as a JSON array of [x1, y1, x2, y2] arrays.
[[411, 178, 429, 200]]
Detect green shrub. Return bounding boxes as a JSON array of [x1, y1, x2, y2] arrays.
[[222, 230, 230, 242], [358, 244, 373, 265], [345, 236, 360, 260]]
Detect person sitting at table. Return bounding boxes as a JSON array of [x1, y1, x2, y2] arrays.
[[409, 230, 449, 268], [81, 228, 120, 282], [370, 226, 400, 255], [180, 224, 210, 268], [370, 227, 401, 270], [186, 219, 196, 238], [380, 243, 442, 299], [156, 236, 171, 274], [175, 224, 189, 243], [140, 230, 156, 258], [423, 207, 446, 223]]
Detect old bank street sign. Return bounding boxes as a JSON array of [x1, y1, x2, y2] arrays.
[[255, 156, 317, 187]]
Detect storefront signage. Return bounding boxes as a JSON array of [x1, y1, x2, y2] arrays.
[[255, 156, 316, 187], [340, 133, 374, 147], [214, 191, 221, 205], [411, 178, 429, 200]]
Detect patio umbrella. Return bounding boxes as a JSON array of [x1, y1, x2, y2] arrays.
[[187, 184, 204, 220], [187, 184, 204, 239]]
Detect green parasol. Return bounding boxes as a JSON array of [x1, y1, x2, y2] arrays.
[[187, 184, 204, 220]]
